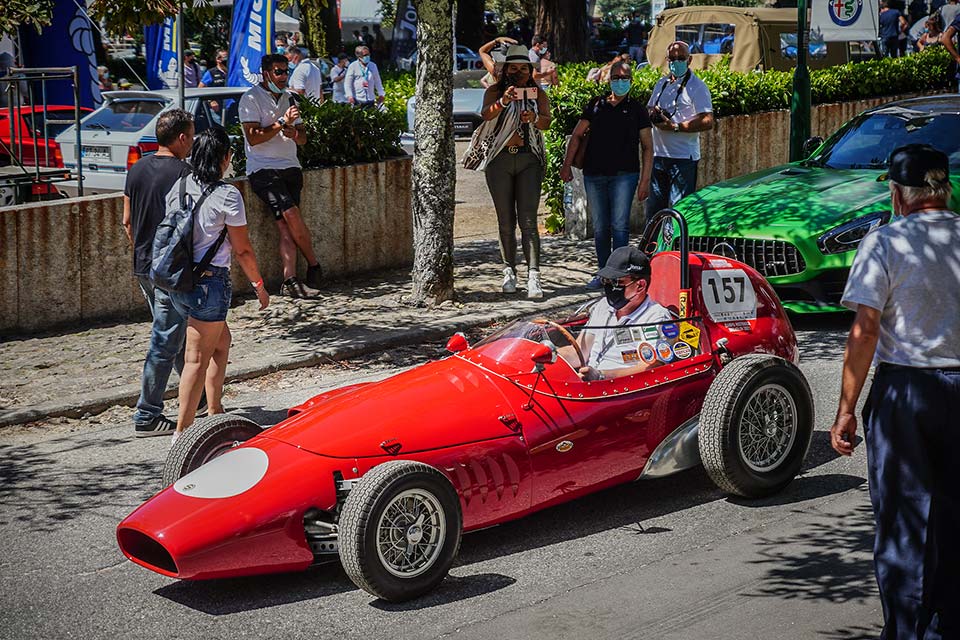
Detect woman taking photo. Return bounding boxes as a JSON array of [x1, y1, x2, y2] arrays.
[[560, 60, 653, 290], [167, 127, 270, 444], [464, 44, 551, 299]]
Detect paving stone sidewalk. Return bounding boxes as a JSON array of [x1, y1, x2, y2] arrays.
[[0, 237, 599, 427]]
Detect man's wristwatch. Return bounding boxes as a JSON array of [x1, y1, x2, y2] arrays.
[[278, 117, 287, 127], [671, 121, 680, 132]]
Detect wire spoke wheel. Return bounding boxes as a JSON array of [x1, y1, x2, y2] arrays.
[[737, 383, 797, 472], [375, 489, 446, 579]]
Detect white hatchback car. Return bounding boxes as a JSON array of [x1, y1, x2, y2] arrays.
[[57, 87, 247, 194]]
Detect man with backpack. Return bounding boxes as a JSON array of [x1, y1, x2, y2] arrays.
[[122, 109, 203, 438]]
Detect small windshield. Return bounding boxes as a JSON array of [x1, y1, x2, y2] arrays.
[[82, 100, 166, 132], [809, 111, 960, 170]]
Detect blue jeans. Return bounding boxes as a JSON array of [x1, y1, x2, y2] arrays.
[[134, 276, 188, 426], [645, 157, 699, 224], [168, 267, 232, 323], [583, 172, 639, 269]]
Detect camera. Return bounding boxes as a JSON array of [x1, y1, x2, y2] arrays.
[[648, 106, 667, 125]]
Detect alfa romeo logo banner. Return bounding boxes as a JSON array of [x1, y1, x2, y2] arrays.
[[812, 0, 879, 42]]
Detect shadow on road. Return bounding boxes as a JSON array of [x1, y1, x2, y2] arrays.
[[369, 573, 516, 611]]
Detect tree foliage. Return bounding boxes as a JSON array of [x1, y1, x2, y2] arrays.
[[89, 0, 214, 36], [1, 0, 54, 36]]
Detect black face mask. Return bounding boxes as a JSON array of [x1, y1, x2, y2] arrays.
[[603, 282, 630, 310], [506, 73, 524, 86]]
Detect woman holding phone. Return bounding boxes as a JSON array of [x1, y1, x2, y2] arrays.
[[463, 44, 551, 299]]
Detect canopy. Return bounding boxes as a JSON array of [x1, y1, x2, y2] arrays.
[[340, 0, 382, 23]]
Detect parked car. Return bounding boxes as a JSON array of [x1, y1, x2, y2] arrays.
[[398, 46, 484, 72], [0, 105, 92, 168], [55, 87, 246, 194], [117, 211, 814, 602], [404, 69, 486, 146], [671, 94, 960, 313]]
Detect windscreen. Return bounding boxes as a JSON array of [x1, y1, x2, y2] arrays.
[[82, 100, 166, 132], [811, 112, 960, 169]]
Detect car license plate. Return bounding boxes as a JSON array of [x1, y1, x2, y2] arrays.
[[453, 121, 473, 134], [82, 145, 111, 161]]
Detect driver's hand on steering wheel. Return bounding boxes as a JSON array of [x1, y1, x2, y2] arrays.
[[578, 366, 603, 381]]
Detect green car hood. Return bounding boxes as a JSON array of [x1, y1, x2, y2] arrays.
[[675, 164, 891, 239]]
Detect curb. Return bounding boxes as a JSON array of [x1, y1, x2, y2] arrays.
[[1, 293, 594, 428]]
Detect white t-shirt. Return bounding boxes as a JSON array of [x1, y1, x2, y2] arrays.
[[841, 210, 960, 368], [330, 65, 348, 102], [238, 84, 303, 175], [344, 60, 384, 103], [586, 296, 673, 369], [165, 177, 248, 269], [289, 60, 323, 101], [647, 71, 713, 161]]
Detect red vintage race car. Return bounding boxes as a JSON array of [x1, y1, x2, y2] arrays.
[[117, 211, 814, 602]]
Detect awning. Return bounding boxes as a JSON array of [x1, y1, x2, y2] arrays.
[[340, 0, 382, 23]]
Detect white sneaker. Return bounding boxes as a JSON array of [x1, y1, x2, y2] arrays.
[[527, 270, 543, 299], [501, 267, 517, 293]]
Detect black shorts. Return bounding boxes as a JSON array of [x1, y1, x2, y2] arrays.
[[249, 167, 303, 220]]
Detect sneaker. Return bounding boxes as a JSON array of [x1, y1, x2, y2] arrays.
[[305, 264, 323, 290], [280, 277, 320, 299], [527, 270, 543, 299], [135, 415, 177, 438], [586, 275, 603, 291], [501, 267, 517, 294]]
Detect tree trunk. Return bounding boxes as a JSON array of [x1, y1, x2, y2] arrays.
[[298, 0, 341, 57], [409, 0, 456, 306], [455, 0, 484, 51], [536, 0, 589, 62]]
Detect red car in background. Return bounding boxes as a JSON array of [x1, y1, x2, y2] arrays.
[[0, 105, 91, 168]]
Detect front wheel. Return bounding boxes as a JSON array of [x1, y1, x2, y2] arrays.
[[162, 414, 263, 487], [338, 460, 462, 602], [699, 354, 813, 498]]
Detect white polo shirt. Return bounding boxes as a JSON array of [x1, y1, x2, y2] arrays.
[[238, 84, 303, 175], [586, 296, 673, 370], [289, 60, 323, 101], [647, 71, 713, 161], [330, 65, 348, 103], [344, 60, 384, 103]]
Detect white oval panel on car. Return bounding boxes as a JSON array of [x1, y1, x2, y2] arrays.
[[173, 447, 269, 499]]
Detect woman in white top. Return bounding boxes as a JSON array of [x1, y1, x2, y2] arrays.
[[166, 127, 270, 443]]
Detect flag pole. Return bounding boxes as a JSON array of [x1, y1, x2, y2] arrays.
[[789, 0, 811, 162], [177, 3, 185, 109]]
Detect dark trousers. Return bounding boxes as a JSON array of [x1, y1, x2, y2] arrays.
[[645, 156, 698, 223], [484, 148, 543, 271], [863, 363, 960, 640]]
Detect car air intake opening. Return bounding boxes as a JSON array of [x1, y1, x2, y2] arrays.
[[117, 529, 178, 575]]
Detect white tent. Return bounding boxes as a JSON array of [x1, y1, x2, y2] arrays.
[[340, 0, 382, 24], [210, 1, 300, 32]]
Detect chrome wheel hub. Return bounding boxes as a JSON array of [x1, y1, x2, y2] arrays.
[[376, 489, 446, 578], [738, 383, 797, 473]]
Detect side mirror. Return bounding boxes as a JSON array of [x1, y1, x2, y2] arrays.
[[445, 332, 469, 353], [530, 340, 557, 371], [802, 136, 823, 159]]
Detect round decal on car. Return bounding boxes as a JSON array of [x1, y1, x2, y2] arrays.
[[638, 342, 657, 364], [673, 341, 692, 360], [656, 340, 674, 362], [660, 323, 679, 339]]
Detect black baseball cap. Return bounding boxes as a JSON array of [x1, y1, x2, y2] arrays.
[[880, 144, 950, 187], [598, 246, 651, 280]]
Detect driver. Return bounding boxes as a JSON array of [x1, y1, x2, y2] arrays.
[[577, 246, 672, 381]]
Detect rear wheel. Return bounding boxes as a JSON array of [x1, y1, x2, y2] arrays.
[[162, 414, 263, 487], [699, 355, 813, 497], [339, 460, 462, 602]]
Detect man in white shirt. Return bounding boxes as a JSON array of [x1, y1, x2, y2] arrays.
[[576, 246, 672, 381], [239, 53, 324, 298], [645, 41, 714, 222], [330, 53, 349, 103], [286, 47, 323, 101], [344, 46, 385, 107]]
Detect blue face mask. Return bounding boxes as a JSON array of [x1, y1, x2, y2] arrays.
[[288, 60, 298, 72], [610, 78, 632, 96], [361, 55, 371, 64], [266, 80, 283, 93], [669, 60, 688, 77]]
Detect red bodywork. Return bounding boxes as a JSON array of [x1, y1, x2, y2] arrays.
[[0, 106, 91, 168], [117, 252, 798, 580]]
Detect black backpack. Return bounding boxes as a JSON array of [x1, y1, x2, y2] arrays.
[[150, 177, 227, 292]]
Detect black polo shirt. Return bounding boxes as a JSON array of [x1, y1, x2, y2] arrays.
[[580, 94, 651, 177], [124, 154, 191, 277]]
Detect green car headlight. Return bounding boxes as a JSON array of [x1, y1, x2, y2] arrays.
[[817, 211, 889, 255]]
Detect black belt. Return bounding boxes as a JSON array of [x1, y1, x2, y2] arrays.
[[505, 145, 531, 154]]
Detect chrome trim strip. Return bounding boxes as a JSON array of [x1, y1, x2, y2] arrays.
[[638, 415, 701, 479]]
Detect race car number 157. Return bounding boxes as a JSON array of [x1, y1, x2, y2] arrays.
[[701, 268, 757, 322]]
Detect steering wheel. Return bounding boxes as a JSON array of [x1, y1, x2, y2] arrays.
[[532, 318, 586, 370]]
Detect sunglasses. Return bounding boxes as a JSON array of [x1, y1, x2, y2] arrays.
[[600, 277, 638, 289], [271, 67, 290, 75]]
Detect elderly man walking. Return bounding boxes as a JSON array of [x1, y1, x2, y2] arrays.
[[344, 46, 385, 108], [831, 144, 960, 639]]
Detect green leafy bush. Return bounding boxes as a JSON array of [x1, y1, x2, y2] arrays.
[[543, 47, 954, 232], [382, 69, 416, 125], [230, 97, 406, 175]]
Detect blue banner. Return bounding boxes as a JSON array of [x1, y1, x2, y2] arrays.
[[228, 0, 275, 87], [19, 0, 101, 108], [144, 18, 179, 90]]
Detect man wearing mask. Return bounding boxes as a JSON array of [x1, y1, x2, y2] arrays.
[[576, 246, 672, 382], [830, 144, 960, 639], [344, 46, 385, 107], [182, 50, 201, 88], [239, 53, 324, 298], [199, 49, 228, 87], [330, 53, 350, 103], [287, 47, 323, 101], [528, 34, 548, 83], [645, 41, 714, 224]]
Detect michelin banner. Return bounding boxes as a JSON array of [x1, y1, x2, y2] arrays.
[[20, 0, 101, 108], [812, 0, 879, 42], [390, 0, 417, 65], [144, 18, 179, 90], [229, 0, 275, 87]]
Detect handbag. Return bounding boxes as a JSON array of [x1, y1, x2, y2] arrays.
[[462, 120, 500, 171]]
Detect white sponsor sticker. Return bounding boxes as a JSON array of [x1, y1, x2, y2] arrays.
[[701, 268, 758, 322]]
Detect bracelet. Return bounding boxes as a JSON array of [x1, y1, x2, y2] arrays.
[[499, 96, 510, 108], [251, 279, 263, 290]]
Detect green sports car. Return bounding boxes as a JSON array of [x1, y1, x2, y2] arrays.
[[672, 94, 960, 313]]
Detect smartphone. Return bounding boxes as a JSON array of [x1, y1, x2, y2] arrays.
[[515, 87, 539, 101]]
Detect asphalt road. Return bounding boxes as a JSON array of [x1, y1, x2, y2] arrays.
[[0, 316, 883, 640]]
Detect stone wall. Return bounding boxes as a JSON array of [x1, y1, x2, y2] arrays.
[[0, 156, 413, 334]]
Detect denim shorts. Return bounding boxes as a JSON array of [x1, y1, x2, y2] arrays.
[[169, 266, 232, 322]]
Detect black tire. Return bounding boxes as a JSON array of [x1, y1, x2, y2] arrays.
[[162, 414, 263, 487], [339, 460, 462, 602], [699, 354, 814, 498]]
